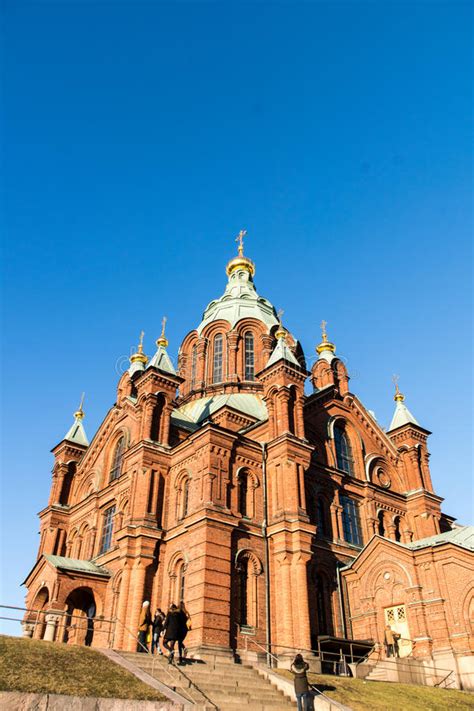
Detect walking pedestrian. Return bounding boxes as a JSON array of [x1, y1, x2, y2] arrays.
[[137, 601, 152, 653], [290, 653, 310, 711], [177, 600, 191, 660], [151, 608, 165, 655], [163, 604, 183, 664], [384, 625, 395, 657]]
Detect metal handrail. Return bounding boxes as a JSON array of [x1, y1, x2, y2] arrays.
[[0, 603, 116, 644], [113, 616, 218, 709], [1, 604, 217, 707], [245, 638, 349, 711]]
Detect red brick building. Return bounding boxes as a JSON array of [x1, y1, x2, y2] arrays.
[[23, 240, 473, 687]]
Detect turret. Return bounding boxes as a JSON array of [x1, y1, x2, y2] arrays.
[[310, 321, 349, 395], [387, 378, 434, 492], [258, 317, 306, 439]]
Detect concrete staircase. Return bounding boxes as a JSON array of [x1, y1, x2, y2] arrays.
[[117, 650, 297, 710]]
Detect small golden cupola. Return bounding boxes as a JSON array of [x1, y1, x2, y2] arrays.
[[129, 331, 148, 376], [225, 229, 256, 278], [316, 320, 336, 362]]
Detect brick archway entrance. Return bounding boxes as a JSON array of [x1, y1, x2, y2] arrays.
[[64, 587, 96, 646]]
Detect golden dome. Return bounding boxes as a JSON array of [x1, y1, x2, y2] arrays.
[[316, 320, 336, 354], [130, 331, 148, 365], [226, 229, 255, 277]]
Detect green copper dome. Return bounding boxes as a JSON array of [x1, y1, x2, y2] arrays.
[[197, 265, 279, 335]]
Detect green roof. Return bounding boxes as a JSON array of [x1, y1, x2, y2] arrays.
[[197, 265, 278, 334], [172, 393, 268, 428], [44, 555, 111, 577], [63, 417, 89, 447], [266, 337, 300, 368], [404, 525, 474, 552]]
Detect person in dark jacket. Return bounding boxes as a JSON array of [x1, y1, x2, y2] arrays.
[[163, 604, 184, 664], [137, 601, 152, 653], [290, 654, 310, 711], [177, 600, 191, 658], [151, 608, 165, 655]]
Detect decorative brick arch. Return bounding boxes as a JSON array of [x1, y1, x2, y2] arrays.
[[365, 556, 414, 597], [174, 469, 192, 521], [235, 549, 263, 629], [167, 551, 189, 605], [235, 466, 259, 519]]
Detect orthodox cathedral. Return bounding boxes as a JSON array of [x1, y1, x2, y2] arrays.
[[23, 234, 473, 688]]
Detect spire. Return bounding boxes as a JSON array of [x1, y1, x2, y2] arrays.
[[129, 331, 148, 376], [274, 308, 287, 340], [266, 313, 300, 368], [64, 393, 89, 446], [316, 320, 336, 362], [148, 317, 176, 375], [226, 228, 256, 278], [388, 376, 420, 430], [156, 316, 169, 348]]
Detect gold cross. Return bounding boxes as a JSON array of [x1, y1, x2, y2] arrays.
[[138, 330, 145, 353], [277, 308, 284, 324], [392, 373, 400, 394], [78, 392, 85, 412], [161, 316, 167, 337], [320, 320, 328, 340], [235, 229, 247, 256]]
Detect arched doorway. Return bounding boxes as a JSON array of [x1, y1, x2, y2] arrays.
[[63, 587, 96, 646], [30, 586, 49, 639]]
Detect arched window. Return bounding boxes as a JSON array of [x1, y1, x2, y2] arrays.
[[238, 557, 249, 626], [394, 516, 402, 542], [244, 332, 255, 381], [190, 344, 197, 390], [341, 496, 363, 546], [181, 478, 189, 519], [177, 561, 186, 602], [238, 471, 249, 517], [59, 462, 76, 505], [378, 510, 385, 537], [98, 505, 116, 555], [212, 334, 224, 383], [316, 498, 328, 539], [334, 425, 354, 475], [316, 574, 329, 635], [109, 438, 125, 482], [150, 394, 165, 441]]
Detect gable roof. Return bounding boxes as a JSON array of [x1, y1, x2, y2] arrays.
[[44, 555, 111, 577], [266, 338, 301, 368]]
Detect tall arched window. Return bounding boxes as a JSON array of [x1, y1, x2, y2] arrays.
[[150, 394, 165, 442], [212, 334, 224, 383], [190, 344, 197, 390], [341, 496, 363, 546], [238, 471, 249, 517], [244, 332, 255, 381], [98, 505, 116, 554], [59, 462, 76, 505], [316, 574, 329, 635], [177, 561, 186, 602], [238, 557, 249, 626], [181, 478, 189, 519], [316, 498, 328, 538], [334, 425, 354, 475], [394, 516, 402, 542], [109, 438, 125, 482], [378, 510, 386, 537]]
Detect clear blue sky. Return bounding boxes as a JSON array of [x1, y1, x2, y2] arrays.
[[1, 1, 472, 631]]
